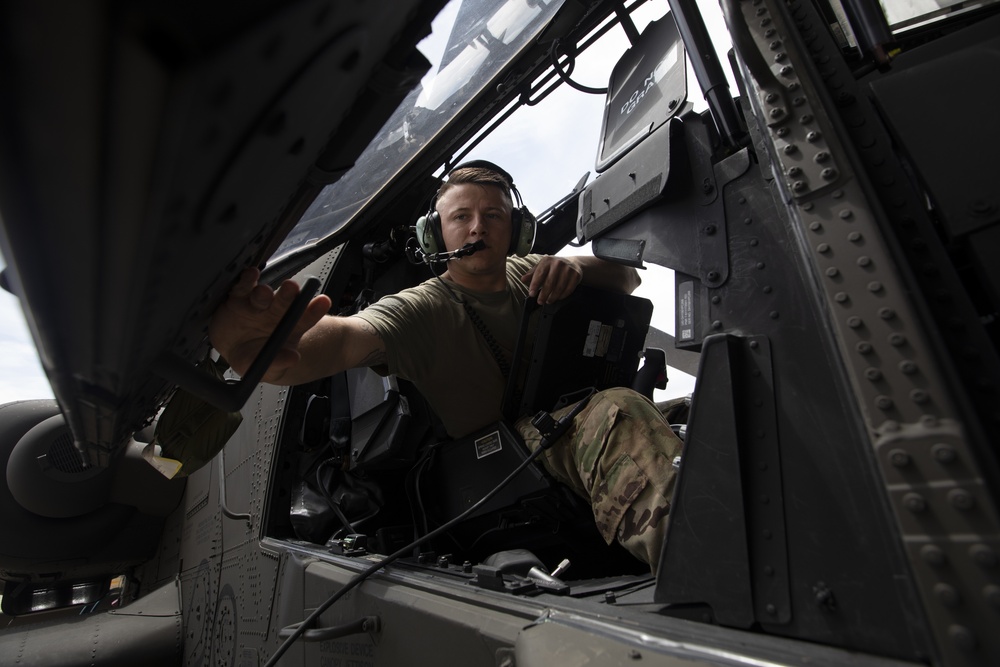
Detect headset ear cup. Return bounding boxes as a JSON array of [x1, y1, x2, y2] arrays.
[[508, 208, 522, 255], [512, 207, 536, 257], [415, 211, 443, 255]]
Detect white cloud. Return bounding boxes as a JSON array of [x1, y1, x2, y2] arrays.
[[0, 263, 54, 403]]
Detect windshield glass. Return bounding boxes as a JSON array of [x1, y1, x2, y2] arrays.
[[881, 0, 999, 30], [269, 0, 566, 262]]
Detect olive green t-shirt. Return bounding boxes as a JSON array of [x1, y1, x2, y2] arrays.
[[353, 255, 540, 437]]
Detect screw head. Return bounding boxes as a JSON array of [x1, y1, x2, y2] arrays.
[[920, 544, 946, 566], [949, 625, 977, 652], [970, 544, 997, 568], [889, 449, 910, 468], [948, 488, 975, 511], [935, 583, 961, 607], [983, 584, 1000, 610], [903, 492, 926, 513], [932, 443, 957, 463]]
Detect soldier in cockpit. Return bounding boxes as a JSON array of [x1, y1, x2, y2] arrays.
[[209, 162, 683, 573]]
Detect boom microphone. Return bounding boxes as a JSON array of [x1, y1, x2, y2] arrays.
[[452, 240, 487, 258], [407, 240, 486, 265]]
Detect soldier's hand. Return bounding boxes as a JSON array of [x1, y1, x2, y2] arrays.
[[208, 268, 331, 382], [520, 256, 583, 305]]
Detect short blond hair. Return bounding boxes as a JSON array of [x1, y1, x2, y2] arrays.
[[436, 166, 513, 211]]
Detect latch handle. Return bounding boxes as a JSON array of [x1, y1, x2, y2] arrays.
[[277, 615, 380, 642], [152, 276, 321, 413]]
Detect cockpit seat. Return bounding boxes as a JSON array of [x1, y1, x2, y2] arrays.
[[422, 285, 658, 565], [342, 367, 429, 471]]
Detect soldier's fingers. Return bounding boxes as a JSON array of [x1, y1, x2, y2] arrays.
[[542, 264, 580, 303], [551, 268, 575, 298], [271, 279, 304, 311], [520, 266, 536, 287], [230, 268, 260, 298], [527, 262, 550, 299], [248, 283, 276, 311], [298, 295, 332, 333]]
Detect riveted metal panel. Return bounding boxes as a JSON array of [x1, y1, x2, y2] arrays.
[[730, 0, 1000, 663], [736, 0, 843, 200]]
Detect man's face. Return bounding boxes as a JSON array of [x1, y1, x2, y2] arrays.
[[435, 182, 512, 277]]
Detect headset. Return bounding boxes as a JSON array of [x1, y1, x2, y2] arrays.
[[414, 160, 536, 259]]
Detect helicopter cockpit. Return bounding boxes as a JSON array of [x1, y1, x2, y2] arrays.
[[4, 0, 999, 663], [260, 5, 693, 582]]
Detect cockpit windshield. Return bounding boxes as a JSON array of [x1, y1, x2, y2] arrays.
[[881, 0, 999, 30], [269, 0, 566, 263]]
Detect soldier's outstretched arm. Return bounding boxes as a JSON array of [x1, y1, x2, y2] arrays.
[[209, 269, 385, 385]]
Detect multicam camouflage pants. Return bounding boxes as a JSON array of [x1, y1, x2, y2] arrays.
[[515, 387, 684, 575]]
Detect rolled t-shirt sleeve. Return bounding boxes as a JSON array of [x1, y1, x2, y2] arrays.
[[353, 284, 457, 381]]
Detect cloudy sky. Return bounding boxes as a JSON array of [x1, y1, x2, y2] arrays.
[[0, 252, 53, 403], [0, 0, 733, 406]]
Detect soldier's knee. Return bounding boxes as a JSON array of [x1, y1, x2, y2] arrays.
[[617, 483, 671, 575], [593, 388, 672, 436]]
